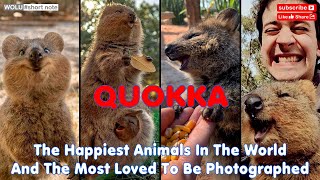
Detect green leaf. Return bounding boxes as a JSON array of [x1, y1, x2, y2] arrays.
[[179, 9, 186, 15], [230, 0, 235, 7]]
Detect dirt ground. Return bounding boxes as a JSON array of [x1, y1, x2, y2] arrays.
[[0, 21, 79, 180], [161, 25, 191, 95]]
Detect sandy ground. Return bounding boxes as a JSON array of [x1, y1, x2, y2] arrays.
[[161, 25, 191, 95], [0, 21, 79, 180]]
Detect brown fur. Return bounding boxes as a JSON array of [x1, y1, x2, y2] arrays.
[[165, 8, 240, 180], [242, 80, 320, 179], [0, 32, 77, 179], [80, 3, 154, 178]]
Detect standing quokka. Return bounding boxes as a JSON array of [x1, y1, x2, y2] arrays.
[[242, 80, 320, 180], [165, 8, 240, 180], [80, 3, 154, 178], [0, 32, 77, 179]]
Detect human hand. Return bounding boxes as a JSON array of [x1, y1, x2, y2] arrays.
[[161, 106, 216, 180]]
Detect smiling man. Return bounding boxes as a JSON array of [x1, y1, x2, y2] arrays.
[[256, 0, 320, 82]]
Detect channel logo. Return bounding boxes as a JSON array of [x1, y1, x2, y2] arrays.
[[3, 4, 59, 11]]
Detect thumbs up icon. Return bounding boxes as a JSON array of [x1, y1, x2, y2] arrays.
[[289, 14, 294, 19]]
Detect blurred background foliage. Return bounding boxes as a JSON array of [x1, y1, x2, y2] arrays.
[[81, 0, 159, 87], [161, 0, 185, 25], [241, 0, 271, 95], [161, 0, 240, 25]]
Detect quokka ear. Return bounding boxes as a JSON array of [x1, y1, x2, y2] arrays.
[[44, 32, 64, 52], [298, 80, 317, 105], [2, 35, 22, 60], [216, 8, 240, 33]]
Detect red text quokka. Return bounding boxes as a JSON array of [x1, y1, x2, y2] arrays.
[[93, 85, 228, 109]]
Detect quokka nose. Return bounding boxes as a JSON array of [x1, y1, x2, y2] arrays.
[[245, 94, 263, 116], [164, 44, 174, 55], [128, 12, 136, 22], [29, 48, 43, 62]]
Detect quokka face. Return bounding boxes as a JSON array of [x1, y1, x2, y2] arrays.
[[2, 32, 71, 101], [114, 109, 143, 142], [242, 80, 320, 163], [165, 8, 240, 79], [96, 3, 143, 44]]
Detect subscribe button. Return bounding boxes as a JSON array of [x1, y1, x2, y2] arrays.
[[277, 4, 317, 12], [277, 13, 317, 20]]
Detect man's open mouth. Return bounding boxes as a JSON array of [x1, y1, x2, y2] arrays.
[[273, 55, 303, 63]]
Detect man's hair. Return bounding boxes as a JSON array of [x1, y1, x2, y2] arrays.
[[256, 0, 320, 43]]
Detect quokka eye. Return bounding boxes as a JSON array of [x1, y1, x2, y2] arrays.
[[187, 33, 201, 39], [278, 92, 290, 98], [19, 50, 25, 56], [44, 48, 50, 54]]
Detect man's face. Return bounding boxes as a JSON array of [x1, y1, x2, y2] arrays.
[[261, 0, 320, 81]]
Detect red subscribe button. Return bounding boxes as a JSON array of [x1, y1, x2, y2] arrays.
[[277, 4, 317, 12], [277, 13, 317, 21]]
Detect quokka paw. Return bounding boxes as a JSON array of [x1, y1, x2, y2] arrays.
[[67, 171, 77, 179], [202, 105, 224, 122], [39, 156, 61, 174], [122, 55, 131, 66], [146, 56, 153, 62], [173, 104, 184, 119]]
